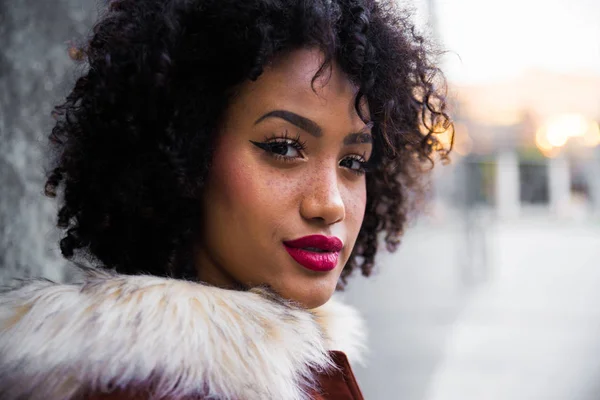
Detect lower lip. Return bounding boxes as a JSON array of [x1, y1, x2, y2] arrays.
[[283, 245, 339, 272]]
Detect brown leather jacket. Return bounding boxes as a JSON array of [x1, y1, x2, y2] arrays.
[[313, 351, 365, 400]]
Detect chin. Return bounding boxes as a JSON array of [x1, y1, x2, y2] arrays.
[[278, 278, 339, 309], [302, 293, 334, 309]]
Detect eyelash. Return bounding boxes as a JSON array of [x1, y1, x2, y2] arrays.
[[250, 131, 371, 176], [250, 131, 307, 162], [342, 153, 370, 176]]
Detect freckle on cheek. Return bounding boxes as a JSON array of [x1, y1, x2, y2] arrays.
[[269, 171, 301, 198]]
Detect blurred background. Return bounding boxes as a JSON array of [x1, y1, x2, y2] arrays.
[[1, 0, 599, 399]]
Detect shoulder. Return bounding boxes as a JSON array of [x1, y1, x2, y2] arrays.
[[0, 268, 366, 400]]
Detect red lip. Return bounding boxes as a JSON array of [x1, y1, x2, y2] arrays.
[[283, 235, 343, 272]]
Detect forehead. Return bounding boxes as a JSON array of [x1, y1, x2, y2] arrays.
[[228, 48, 368, 124], [265, 49, 357, 99]]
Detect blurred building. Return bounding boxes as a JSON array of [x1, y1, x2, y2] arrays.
[[444, 70, 600, 221]]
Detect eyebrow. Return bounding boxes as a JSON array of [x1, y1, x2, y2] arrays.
[[255, 109, 373, 145], [255, 110, 322, 137], [344, 133, 373, 145]]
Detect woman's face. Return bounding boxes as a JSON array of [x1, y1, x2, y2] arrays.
[[195, 48, 372, 308]]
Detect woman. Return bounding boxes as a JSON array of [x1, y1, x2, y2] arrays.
[[0, 0, 451, 399]]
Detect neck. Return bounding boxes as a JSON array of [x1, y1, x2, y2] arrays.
[[194, 243, 244, 289]]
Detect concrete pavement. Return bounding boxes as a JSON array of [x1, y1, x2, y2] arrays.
[[344, 218, 600, 400]]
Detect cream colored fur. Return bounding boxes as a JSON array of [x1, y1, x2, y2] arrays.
[[0, 268, 366, 400]]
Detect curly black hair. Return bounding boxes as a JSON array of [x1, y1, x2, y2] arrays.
[[45, 0, 452, 288]]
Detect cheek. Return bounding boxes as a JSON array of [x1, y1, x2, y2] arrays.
[[208, 151, 249, 209], [344, 183, 368, 239], [206, 135, 299, 223]]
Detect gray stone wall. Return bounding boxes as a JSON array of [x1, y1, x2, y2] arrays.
[[0, 0, 97, 282]]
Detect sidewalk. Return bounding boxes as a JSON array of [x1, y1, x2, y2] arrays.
[[345, 219, 600, 400]]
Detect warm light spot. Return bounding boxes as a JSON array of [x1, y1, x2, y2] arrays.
[[583, 122, 600, 148], [535, 126, 553, 151], [436, 127, 454, 150], [535, 114, 598, 157], [546, 130, 568, 147], [546, 114, 589, 146]]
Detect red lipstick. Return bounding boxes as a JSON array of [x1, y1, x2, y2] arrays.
[[283, 235, 343, 272]]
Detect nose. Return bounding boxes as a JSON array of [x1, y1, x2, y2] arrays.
[[300, 167, 345, 225]]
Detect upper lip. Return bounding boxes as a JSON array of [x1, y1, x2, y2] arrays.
[[283, 235, 343, 252]]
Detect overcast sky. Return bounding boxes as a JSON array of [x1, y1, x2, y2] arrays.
[[412, 0, 600, 84]]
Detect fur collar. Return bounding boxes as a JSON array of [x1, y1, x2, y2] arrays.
[[0, 268, 366, 400]]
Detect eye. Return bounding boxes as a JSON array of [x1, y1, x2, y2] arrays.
[[250, 133, 306, 161], [340, 155, 368, 175], [266, 140, 302, 158]]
